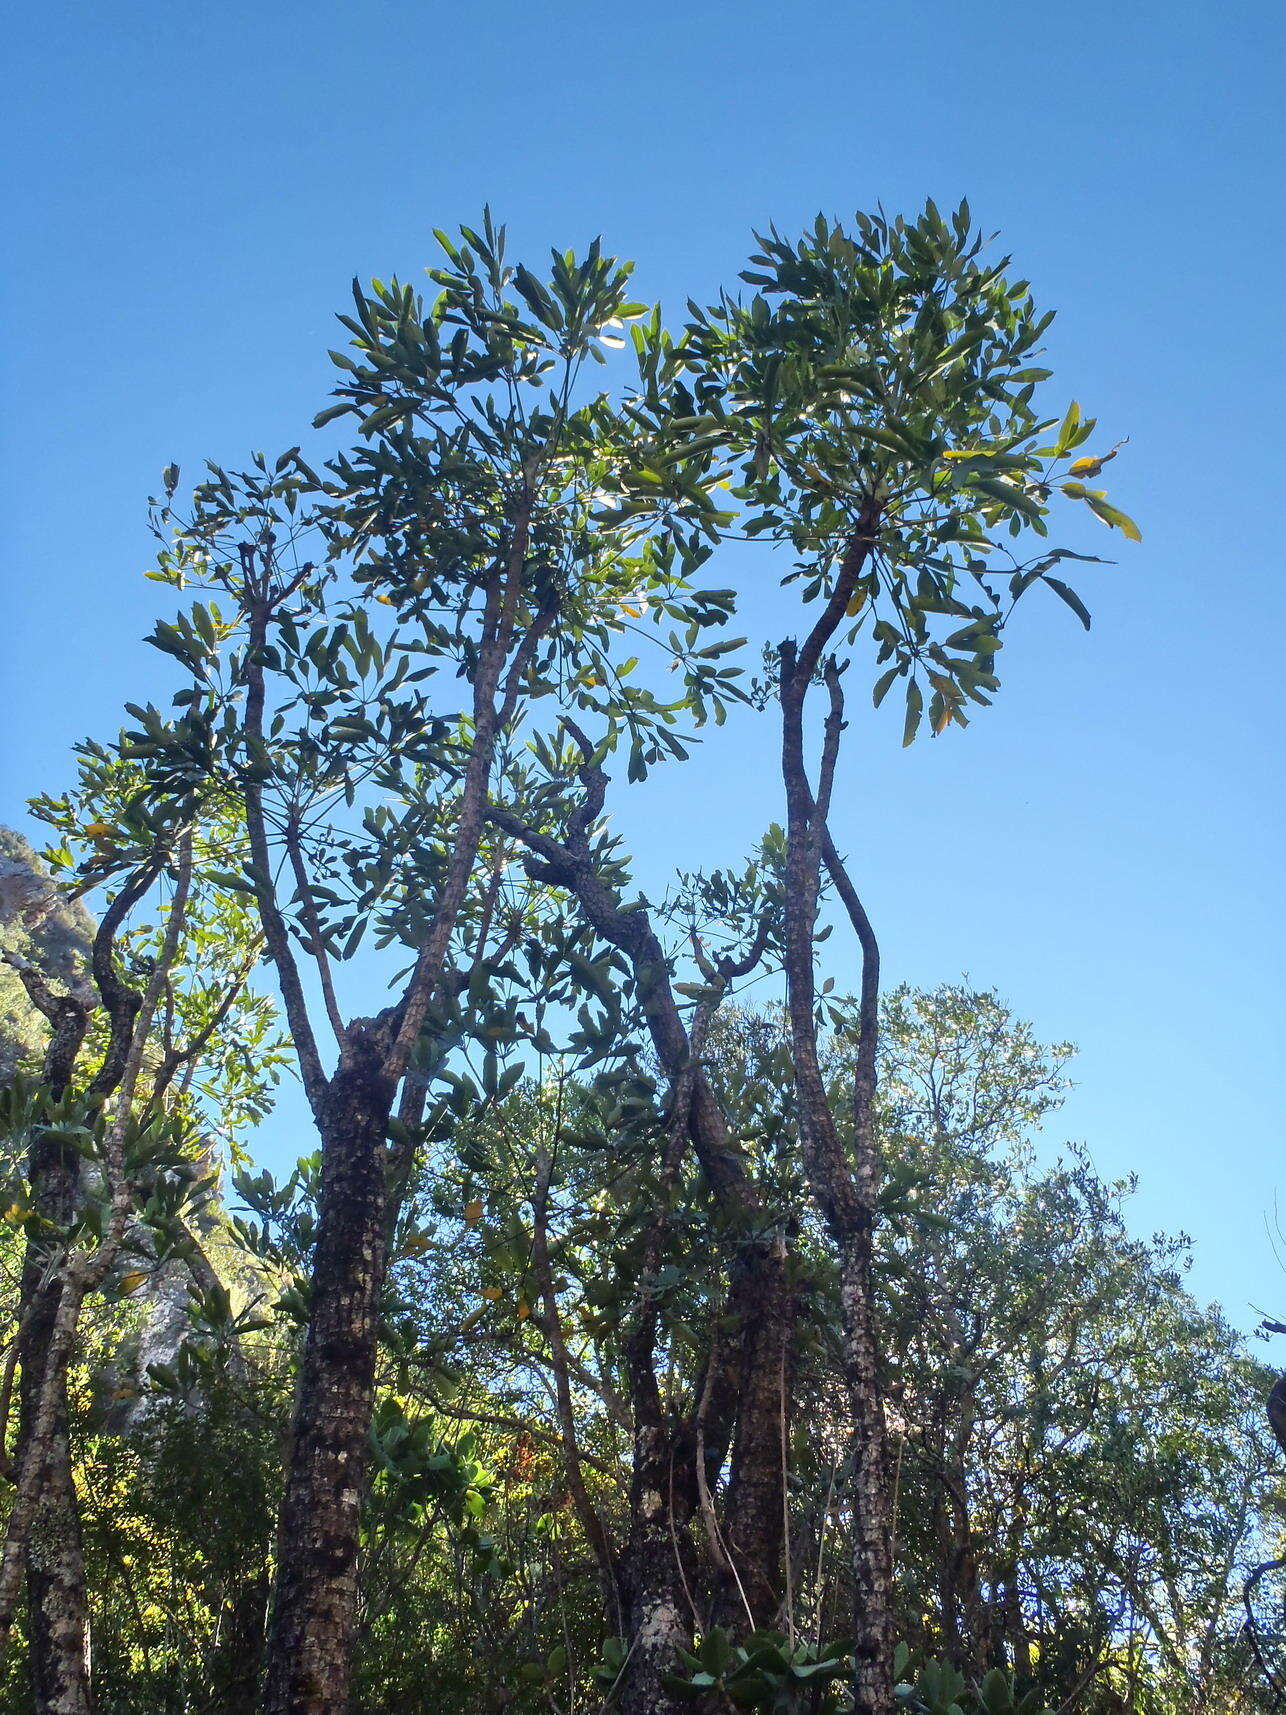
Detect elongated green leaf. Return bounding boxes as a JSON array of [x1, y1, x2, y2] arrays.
[[903, 677, 923, 746], [1043, 575, 1091, 629]]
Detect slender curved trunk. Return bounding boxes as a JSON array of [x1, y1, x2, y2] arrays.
[[260, 1035, 394, 1715], [779, 585, 894, 1715]]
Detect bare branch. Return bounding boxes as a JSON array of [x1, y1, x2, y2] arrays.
[[385, 498, 532, 1087], [285, 822, 349, 1052], [532, 1145, 622, 1631], [85, 848, 167, 1101], [145, 939, 264, 1112], [242, 594, 331, 1121]]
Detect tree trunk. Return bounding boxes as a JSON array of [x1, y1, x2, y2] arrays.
[[1000, 1571, 1032, 1678], [260, 1032, 394, 1715], [779, 623, 894, 1715], [18, 1252, 92, 1715], [18, 1001, 93, 1714], [620, 1370, 691, 1715], [218, 1568, 270, 1715], [492, 771, 798, 1693], [617, 1082, 701, 1715], [837, 1240, 894, 1712], [712, 1241, 795, 1633]]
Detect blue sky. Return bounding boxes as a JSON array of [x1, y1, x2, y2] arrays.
[[4, 0, 1283, 1331]]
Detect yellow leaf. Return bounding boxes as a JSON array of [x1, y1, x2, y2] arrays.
[[118, 1271, 149, 1295], [464, 1199, 484, 1224], [846, 591, 866, 618], [516, 1301, 531, 1321], [375, 593, 393, 605], [481, 1286, 502, 1302], [620, 602, 643, 618], [1069, 439, 1125, 480]]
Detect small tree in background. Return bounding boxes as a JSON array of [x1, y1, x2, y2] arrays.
[[0, 767, 280, 1713]]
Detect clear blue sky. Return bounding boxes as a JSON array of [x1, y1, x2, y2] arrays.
[[4, 0, 1283, 1331]]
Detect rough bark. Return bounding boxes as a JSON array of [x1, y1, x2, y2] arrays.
[[491, 777, 795, 1661], [251, 512, 542, 1709], [1, 845, 188, 1652], [776, 508, 894, 1715], [619, 1357, 693, 1715], [711, 1239, 794, 1631], [20, 1402, 91, 1715], [2, 835, 182, 1707], [260, 1031, 394, 1715], [19, 1072, 93, 1715], [0, 1268, 91, 1640], [613, 1067, 702, 1715], [833, 1248, 894, 1715], [9, 949, 95, 1711]]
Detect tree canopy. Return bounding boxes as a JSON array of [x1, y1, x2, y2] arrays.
[[5, 204, 1274, 1715]]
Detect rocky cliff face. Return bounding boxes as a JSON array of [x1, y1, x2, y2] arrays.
[[0, 828, 231, 1432], [0, 826, 96, 1083]]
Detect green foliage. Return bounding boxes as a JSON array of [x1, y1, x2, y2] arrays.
[[895, 1649, 1051, 1715], [28, 757, 287, 1152], [665, 1626, 853, 1709], [0, 976, 1275, 1712], [680, 202, 1138, 740], [120, 215, 758, 1023], [14, 199, 1269, 1715]]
